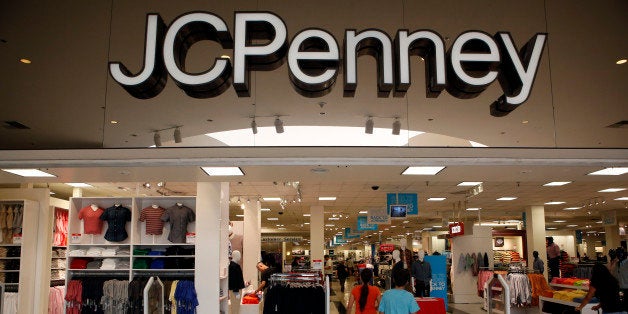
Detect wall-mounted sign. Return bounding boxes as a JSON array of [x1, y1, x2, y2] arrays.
[[379, 244, 395, 252], [110, 12, 546, 116], [601, 210, 617, 226], [387, 193, 418, 216], [449, 222, 465, 237], [357, 215, 378, 231], [344, 228, 360, 239], [261, 236, 303, 243], [368, 208, 391, 225]]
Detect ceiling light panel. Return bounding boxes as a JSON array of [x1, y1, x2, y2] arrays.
[[427, 197, 446, 201], [466, 207, 481, 211], [66, 183, 93, 188], [319, 197, 336, 201], [543, 181, 571, 186], [497, 197, 518, 201], [587, 167, 628, 176], [563, 207, 581, 210], [267, 217, 279, 221], [615, 197, 628, 201], [458, 182, 482, 186], [545, 201, 566, 205], [2, 169, 56, 177], [263, 197, 282, 201], [402, 166, 445, 175], [598, 188, 626, 193], [200, 167, 244, 176], [260, 208, 271, 211]]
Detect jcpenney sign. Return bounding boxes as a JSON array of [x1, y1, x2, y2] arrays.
[[109, 12, 546, 116]]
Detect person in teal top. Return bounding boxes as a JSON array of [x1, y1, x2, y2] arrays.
[[378, 268, 420, 314]]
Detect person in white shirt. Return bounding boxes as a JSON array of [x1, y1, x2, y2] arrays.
[[324, 255, 334, 292]]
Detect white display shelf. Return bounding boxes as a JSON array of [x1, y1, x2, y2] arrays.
[[549, 283, 588, 290], [0, 257, 20, 260], [70, 269, 130, 272], [69, 243, 131, 246], [0, 270, 20, 273], [132, 269, 194, 272], [132, 255, 195, 258], [539, 296, 597, 314]]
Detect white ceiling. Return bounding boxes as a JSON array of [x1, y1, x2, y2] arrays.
[[0, 1, 627, 244]]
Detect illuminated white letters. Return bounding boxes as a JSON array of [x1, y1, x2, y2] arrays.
[[109, 11, 547, 116]]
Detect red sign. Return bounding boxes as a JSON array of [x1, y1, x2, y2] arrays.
[[448, 222, 465, 237], [379, 244, 395, 252]]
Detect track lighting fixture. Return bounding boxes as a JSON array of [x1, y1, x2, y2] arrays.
[[274, 116, 284, 133], [153, 132, 162, 147], [365, 116, 374, 134], [174, 127, 182, 143], [392, 118, 401, 135], [251, 119, 258, 134]]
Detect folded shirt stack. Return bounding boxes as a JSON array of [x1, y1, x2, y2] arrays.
[[102, 247, 119, 256], [86, 260, 102, 269], [70, 258, 91, 269], [68, 249, 86, 256], [116, 260, 130, 270], [118, 248, 130, 256], [100, 258, 118, 270], [86, 247, 104, 256]]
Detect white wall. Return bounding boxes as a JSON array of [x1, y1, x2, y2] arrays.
[[451, 225, 494, 304]]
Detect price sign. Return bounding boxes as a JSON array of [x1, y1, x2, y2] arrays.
[[312, 259, 323, 270], [448, 222, 465, 237], [70, 233, 82, 243], [12, 234, 22, 244]]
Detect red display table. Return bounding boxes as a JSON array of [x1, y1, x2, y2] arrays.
[[416, 297, 446, 314]]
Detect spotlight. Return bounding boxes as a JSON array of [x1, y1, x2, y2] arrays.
[[392, 118, 401, 135], [251, 119, 258, 134], [365, 117, 374, 134], [274, 116, 284, 133], [153, 132, 162, 147], [174, 127, 182, 143]]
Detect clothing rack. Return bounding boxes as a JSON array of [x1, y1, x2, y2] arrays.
[[132, 271, 195, 278], [70, 272, 130, 278]]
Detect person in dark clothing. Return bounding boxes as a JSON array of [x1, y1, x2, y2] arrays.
[[291, 256, 300, 269], [411, 251, 432, 297], [337, 260, 350, 293], [254, 261, 278, 294], [575, 263, 626, 313]]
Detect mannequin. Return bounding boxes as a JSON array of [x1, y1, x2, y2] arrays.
[[90, 204, 98, 211], [229, 250, 245, 314], [411, 251, 432, 297], [176, 202, 183, 207], [151, 204, 159, 209]]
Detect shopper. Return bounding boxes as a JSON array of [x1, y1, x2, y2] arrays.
[[546, 237, 560, 280], [337, 260, 350, 293], [291, 256, 300, 269], [378, 268, 420, 314], [347, 268, 380, 314], [532, 251, 545, 275], [574, 263, 626, 313], [411, 251, 432, 297], [324, 255, 334, 291], [253, 261, 277, 294]]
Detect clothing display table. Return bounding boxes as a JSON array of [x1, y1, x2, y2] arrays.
[[416, 297, 446, 314]]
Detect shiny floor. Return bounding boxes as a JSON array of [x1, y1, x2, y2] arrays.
[[328, 277, 487, 314]]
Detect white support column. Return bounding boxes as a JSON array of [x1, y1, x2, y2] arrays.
[[310, 206, 325, 262], [526, 205, 547, 278], [196, 182, 229, 313], [243, 200, 261, 287], [72, 187, 83, 197], [281, 241, 287, 272], [606, 224, 620, 250], [421, 231, 430, 254]]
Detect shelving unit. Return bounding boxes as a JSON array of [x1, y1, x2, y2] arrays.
[[539, 296, 597, 314], [549, 283, 588, 290], [65, 196, 199, 312]]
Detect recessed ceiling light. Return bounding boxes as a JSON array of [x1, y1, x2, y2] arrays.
[[543, 181, 571, 186], [260, 208, 271, 211], [325, 224, 335, 227], [432, 225, 441, 228], [267, 217, 279, 221], [66, 183, 93, 188], [617, 59, 627, 65], [359, 211, 368, 214], [588, 167, 628, 176], [596, 221, 603, 224], [278, 227, 286, 230], [563, 206, 582, 210], [2, 169, 56, 177], [200, 167, 244, 176], [263, 197, 282, 201], [220, 55, 231, 59], [401, 166, 445, 175], [614, 197, 628, 201], [521, 120, 529, 124], [428, 197, 446, 201], [303, 213, 311, 217], [110, 120, 118, 124], [497, 197, 518, 201], [236, 214, 244, 217], [458, 182, 482, 186], [319, 197, 336, 201], [466, 207, 481, 211], [566, 224, 578, 227], [19, 58, 31, 64], [403, 221, 409, 224], [553, 220, 566, 223], [49, 191, 56, 195], [304, 222, 310, 225], [599, 188, 627, 193], [546, 227, 557, 230], [328, 217, 340, 220], [545, 201, 566, 205]]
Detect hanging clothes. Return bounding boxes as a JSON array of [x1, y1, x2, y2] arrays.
[[173, 280, 199, 314], [507, 273, 532, 307]]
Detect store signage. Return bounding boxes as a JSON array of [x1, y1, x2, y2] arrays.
[[357, 215, 378, 231], [386, 193, 418, 216], [368, 208, 391, 225], [110, 12, 546, 116], [344, 227, 361, 239], [424, 255, 448, 310], [379, 244, 395, 252], [261, 236, 303, 243], [448, 222, 465, 237], [601, 210, 617, 226], [312, 259, 323, 270], [334, 235, 348, 245]]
